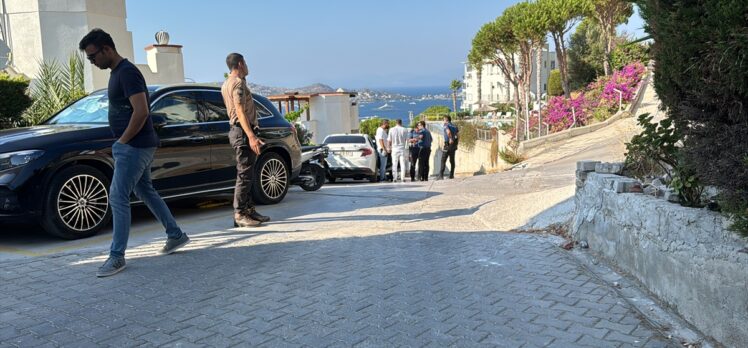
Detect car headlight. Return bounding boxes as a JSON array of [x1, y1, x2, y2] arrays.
[[0, 150, 45, 171]]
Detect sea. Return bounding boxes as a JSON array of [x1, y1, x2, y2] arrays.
[[357, 86, 454, 124]]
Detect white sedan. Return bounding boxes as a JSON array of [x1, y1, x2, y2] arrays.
[[323, 134, 378, 183]]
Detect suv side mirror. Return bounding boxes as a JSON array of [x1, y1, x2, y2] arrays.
[[151, 113, 167, 129]]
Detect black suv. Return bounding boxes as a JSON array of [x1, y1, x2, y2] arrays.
[[0, 84, 302, 239]]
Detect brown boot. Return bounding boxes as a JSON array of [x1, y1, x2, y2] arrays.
[[233, 212, 261, 227], [245, 208, 270, 223]]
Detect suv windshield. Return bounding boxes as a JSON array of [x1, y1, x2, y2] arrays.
[[46, 90, 109, 125], [324, 135, 366, 144]]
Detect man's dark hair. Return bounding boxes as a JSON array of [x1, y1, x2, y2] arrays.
[[226, 53, 244, 71], [380, 119, 389, 126], [396, 119, 402, 125], [418, 121, 426, 127], [444, 115, 452, 122], [79, 28, 116, 51]]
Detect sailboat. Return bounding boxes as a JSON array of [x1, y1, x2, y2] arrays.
[[376, 103, 393, 110]]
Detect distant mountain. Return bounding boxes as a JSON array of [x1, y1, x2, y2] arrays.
[[246, 82, 421, 102], [248, 83, 336, 97]]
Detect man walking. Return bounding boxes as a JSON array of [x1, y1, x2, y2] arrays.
[[79, 29, 189, 277], [375, 119, 390, 182], [438, 116, 458, 180], [416, 121, 433, 181], [388, 119, 409, 182], [221, 53, 270, 227]]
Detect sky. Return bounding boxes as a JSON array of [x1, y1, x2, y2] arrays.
[[126, 0, 645, 90]]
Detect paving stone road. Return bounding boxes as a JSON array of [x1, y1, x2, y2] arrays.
[[1, 183, 673, 347], [1, 79, 679, 347]]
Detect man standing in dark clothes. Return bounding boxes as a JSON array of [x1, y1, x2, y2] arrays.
[[438, 115, 458, 180], [79, 29, 189, 277], [416, 121, 432, 181], [221, 53, 271, 227], [408, 128, 420, 182]]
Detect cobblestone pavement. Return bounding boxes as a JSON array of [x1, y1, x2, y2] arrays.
[[1, 188, 673, 348]]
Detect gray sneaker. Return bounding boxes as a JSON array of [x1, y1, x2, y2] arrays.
[[161, 233, 190, 254], [97, 257, 126, 277]]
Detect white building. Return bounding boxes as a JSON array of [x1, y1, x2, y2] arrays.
[[0, 0, 184, 91], [461, 47, 556, 112], [268, 91, 359, 145]]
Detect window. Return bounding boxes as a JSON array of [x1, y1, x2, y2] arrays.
[[551, 61, 556, 69], [199, 90, 272, 122], [200, 91, 228, 122], [323, 135, 366, 144], [151, 91, 200, 124], [544, 83, 547, 91]]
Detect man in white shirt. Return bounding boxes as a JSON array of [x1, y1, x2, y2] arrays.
[[374, 120, 390, 182], [388, 119, 410, 182]]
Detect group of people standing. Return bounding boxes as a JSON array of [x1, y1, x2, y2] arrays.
[[374, 116, 458, 182]]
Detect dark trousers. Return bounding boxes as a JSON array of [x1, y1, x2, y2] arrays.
[[418, 147, 431, 181], [409, 146, 420, 181], [229, 125, 257, 213], [439, 141, 457, 179]]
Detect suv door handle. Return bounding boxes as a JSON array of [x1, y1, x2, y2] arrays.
[[188, 135, 206, 143]]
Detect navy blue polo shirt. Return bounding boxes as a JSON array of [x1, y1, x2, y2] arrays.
[[108, 59, 159, 148], [417, 128, 432, 149]]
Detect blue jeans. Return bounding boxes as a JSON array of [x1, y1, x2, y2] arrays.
[[378, 150, 388, 181], [109, 142, 182, 258]]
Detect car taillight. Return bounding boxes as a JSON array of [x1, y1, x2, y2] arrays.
[[361, 148, 373, 157]]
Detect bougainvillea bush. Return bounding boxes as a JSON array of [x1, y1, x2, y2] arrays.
[[542, 62, 646, 132]]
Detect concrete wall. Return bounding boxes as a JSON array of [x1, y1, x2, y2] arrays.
[[308, 94, 357, 144], [572, 169, 748, 347], [425, 129, 510, 177]]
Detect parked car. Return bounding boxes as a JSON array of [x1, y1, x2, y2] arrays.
[[323, 134, 378, 182], [0, 84, 302, 239]]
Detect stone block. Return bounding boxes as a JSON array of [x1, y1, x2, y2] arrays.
[[577, 161, 600, 172], [613, 179, 642, 194], [664, 189, 680, 203], [643, 184, 666, 197], [595, 162, 624, 175], [576, 170, 589, 181]]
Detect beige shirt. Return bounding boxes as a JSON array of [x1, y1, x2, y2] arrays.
[[221, 75, 257, 127]]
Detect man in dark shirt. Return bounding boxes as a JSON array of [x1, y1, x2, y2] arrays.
[[438, 116, 458, 180], [79, 29, 189, 277], [416, 121, 433, 181]]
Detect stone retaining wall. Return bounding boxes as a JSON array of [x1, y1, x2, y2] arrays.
[[571, 161, 748, 347]]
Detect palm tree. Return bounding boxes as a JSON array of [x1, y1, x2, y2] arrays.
[[449, 79, 462, 116], [23, 53, 87, 126]]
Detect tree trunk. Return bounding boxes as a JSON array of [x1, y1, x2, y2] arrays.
[[513, 83, 520, 140], [452, 91, 457, 115], [552, 32, 571, 98], [602, 22, 614, 76], [536, 46, 543, 138], [476, 67, 483, 112]]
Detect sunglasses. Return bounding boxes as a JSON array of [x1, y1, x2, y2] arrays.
[[86, 48, 103, 62]]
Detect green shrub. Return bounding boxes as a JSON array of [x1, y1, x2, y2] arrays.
[[591, 107, 612, 122], [359, 117, 388, 139], [611, 41, 649, 72], [638, 0, 748, 235], [624, 113, 703, 207], [498, 140, 525, 164], [0, 73, 32, 129], [453, 120, 477, 152], [420, 105, 451, 120], [284, 105, 308, 123], [547, 70, 563, 97]]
